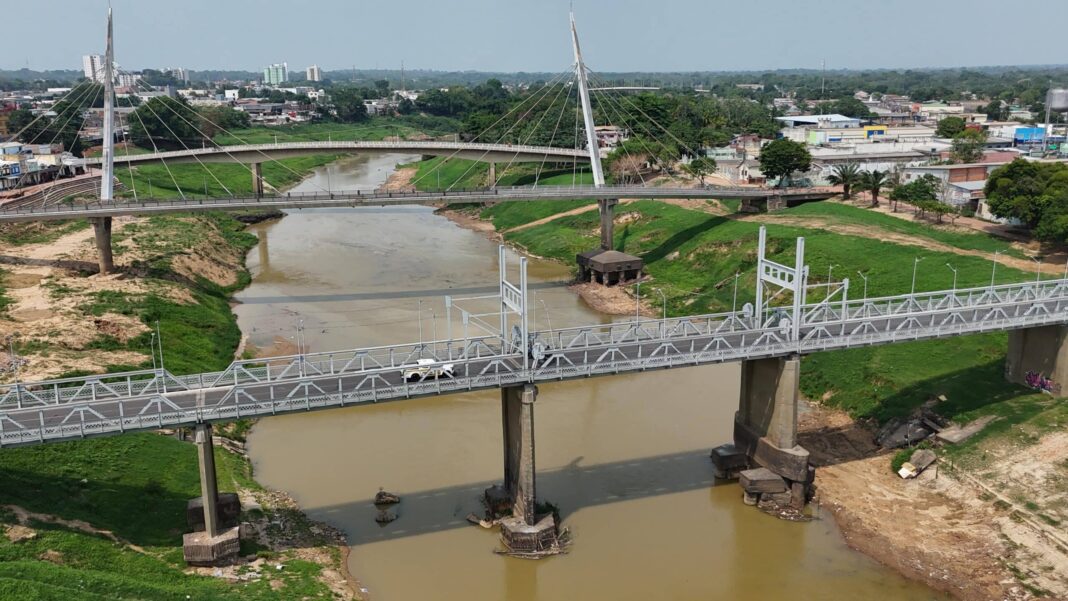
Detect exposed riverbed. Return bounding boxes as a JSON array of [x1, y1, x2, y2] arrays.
[[240, 154, 946, 600]]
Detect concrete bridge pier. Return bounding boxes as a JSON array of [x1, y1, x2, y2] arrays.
[[182, 423, 240, 565], [487, 162, 497, 188], [89, 217, 115, 274], [598, 198, 617, 250], [251, 162, 264, 198], [486, 384, 561, 554], [1006, 324, 1068, 392], [712, 355, 813, 510]]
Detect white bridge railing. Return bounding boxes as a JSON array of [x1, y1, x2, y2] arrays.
[[0, 278, 1064, 447]]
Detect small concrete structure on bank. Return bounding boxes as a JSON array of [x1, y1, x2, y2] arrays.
[[576, 249, 643, 286]]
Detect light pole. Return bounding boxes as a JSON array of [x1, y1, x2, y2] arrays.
[[147, 176, 152, 197], [417, 299, 424, 345], [655, 288, 666, 321], [634, 280, 642, 322], [990, 250, 1004, 289], [1031, 256, 1042, 284], [856, 270, 869, 299], [945, 263, 958, 291], [827, 264, 836, 285], [6, 333, 21, 407], [731, 272, 741, 315], [911, 256, 924, 296], [539, 298, 553, 345]]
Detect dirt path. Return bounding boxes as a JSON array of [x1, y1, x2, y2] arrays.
[[801, 404, 1068, 600], [743, 213, 1066, 276]]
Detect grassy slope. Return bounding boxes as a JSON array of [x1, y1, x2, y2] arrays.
[[0, 216, 336, 598], [488, 197, 1058, 435]]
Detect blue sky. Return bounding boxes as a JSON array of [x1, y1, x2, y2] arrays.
[[6, 0, 1068, 73]]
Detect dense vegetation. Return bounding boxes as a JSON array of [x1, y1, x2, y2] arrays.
[[985, 159, 1068, 242]]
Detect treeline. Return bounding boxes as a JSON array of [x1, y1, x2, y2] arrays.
[[413, 78, 780, 155]]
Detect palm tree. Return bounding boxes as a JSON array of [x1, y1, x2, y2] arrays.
[[827, 162, 862, 199], [860, 170, 889, 207]]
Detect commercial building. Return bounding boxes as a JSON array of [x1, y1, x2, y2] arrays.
[[82, 54, 105, 83], [306, 65, 322, 82], [775, 114, 862, 129], [263, 63, 288, 86]]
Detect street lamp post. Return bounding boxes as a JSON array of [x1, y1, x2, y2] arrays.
[[991, 250, 1004, 289], [911, 257, 924, 296], [1031, 256, 1042, 284], [417, 299, 424, 345], [634, 281, 642, 322], [945, 263, 958, 291], [827, 264, 836, 285], [655, 287, 666, 320], [856, 270, 869, 299], [6, 333, 21, 408], [539, 298, 553, 346]]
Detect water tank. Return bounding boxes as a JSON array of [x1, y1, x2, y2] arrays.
[[1047, 88, 1068, 112]]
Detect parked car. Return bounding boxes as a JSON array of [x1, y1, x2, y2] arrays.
[[402, 358, 455, 382]]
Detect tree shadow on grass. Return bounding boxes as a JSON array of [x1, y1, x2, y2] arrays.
[[639, 215, 728, 264]]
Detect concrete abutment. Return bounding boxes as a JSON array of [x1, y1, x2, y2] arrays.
[[182, 423, 240, 565], [1005, 324, 1068, 393]]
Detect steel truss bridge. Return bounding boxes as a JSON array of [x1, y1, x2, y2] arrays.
[[0, 229, 1064, 448], [0, 184, 834, 222]]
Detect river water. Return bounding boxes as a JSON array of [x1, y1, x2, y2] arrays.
[[240, 154, 944, 600]]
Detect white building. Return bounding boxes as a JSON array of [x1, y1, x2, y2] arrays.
[[224, 89, 240, 101], [306, 65, 322, 82], [776, 114, 862, 129], [82, 55, 105, 83]]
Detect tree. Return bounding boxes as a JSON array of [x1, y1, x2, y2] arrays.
[[935, 116, 966, 138], [684, 156, 716, 185], [889, 173, 941, 212], [829, 97, 873, 119], [950, 128, 986, 163], [826, 162, 862, 199], [129, 96, 201, 150], [985, 159, 1068, 240], [5, 109, 35, 136], [759, 138, 811, 185], [860, 170, 889, 206], [397, 98, 415, 115], [330, 87, 370, 123], [983, 99, 1009, 121]]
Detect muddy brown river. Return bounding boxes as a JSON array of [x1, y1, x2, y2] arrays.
[[239, 154, 945, 600]]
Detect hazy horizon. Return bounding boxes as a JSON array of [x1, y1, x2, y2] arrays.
[[5, 0, 1068, 74]]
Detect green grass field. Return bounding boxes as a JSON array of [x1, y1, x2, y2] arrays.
[[0, 213, 343, 598]]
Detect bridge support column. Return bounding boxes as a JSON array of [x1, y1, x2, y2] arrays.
[[252, 162, 264, 198], [714, 355, 812, 510], [1006, 325, 1068, 393], [486, 384, 563, 555], [487, 162, 497, 188], [89, 217, 115, 275], [182, 423, 240, 565], [598, 199, 617, 250]]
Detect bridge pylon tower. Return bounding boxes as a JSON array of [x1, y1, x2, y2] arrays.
[[570, 11, 616, 252], [90, 7, 116, 274]]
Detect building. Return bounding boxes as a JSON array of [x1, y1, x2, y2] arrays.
[[263, 63, 288, 86], [306, 65, 322, 82], [775, 114, 862, 129], [117, 71, 141, 88], [594, 125, 628, 148], [166, 67, 190, 83], [82, 54, 105, 83]]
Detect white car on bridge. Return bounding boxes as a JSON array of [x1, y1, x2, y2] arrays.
[[402, 359, 455, 382]]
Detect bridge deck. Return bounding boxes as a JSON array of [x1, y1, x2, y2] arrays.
[[0, 185, 834, 222], [0, 279, 1063, 447]]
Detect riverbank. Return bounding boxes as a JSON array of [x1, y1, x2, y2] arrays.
[[431, 192, 1068, 600], [0, 213, 361, 599]]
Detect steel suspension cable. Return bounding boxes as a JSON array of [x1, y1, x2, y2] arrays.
[[443, 70, 574, 191], [533, 82, 576, 188], [126, 99, 186, 199], [493, 80, 571, 188], [407, 69, 574, 190]]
